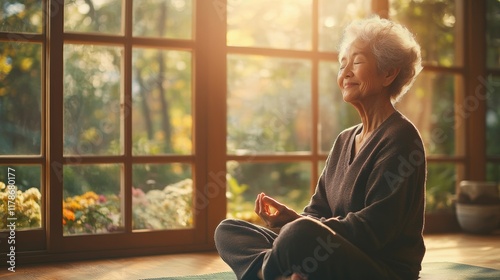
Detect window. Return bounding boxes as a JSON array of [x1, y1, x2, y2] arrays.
[[0, 0, 492, 261], [0, 0, 223, 257], [60, 0, 201, 248], [0, 0, 45, 252], [486, 0, 500, 182], [390, 0, 465, 213]]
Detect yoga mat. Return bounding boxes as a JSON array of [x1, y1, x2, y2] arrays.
[[144, 262, 500, 280], [419, 262, 500, 280]]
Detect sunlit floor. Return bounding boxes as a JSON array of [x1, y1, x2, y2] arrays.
[[3, 231, 500, 280]]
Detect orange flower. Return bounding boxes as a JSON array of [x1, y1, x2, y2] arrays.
[[64, 200, 83, 211], [63, 209, 76, 225], [82, 191, 99, 201]]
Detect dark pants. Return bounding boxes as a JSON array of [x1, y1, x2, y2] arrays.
[[214, 217, 398, 280]]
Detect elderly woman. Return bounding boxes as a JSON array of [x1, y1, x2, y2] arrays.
[[215, 16, 426, 280]]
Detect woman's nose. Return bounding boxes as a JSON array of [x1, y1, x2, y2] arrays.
[[340, 65, 353, 79]]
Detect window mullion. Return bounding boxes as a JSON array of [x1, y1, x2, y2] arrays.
[[122, 0, 134, 234], [47, 0, 65, 252], [195, 0, 227, 242], [372, 0, 389, 18], [465, 0, 487, 180]]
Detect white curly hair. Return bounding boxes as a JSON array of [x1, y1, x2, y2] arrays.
[[338, 16, 423, 103]]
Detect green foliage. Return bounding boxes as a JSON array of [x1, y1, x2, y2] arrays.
[[227, 173, 252, 214], [391, 0, 457, 66], [64, 0, 122, 34], [426, 164, 456, 213], [0, 41, 42, 155], [0, 0, 43, 155], [63, 165, 121, 198], [227, 55, 312, 153], [486, 76, 500, 157], [227, 162, 311, 219], [63, 44, 122, 156], [486, 0, 500, 68]]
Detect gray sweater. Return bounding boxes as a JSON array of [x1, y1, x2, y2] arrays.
[[303, 111, 426, 279]]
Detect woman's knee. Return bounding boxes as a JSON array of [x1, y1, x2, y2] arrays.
[[264, 218, 341, 277], [214, 218, 239, 246]]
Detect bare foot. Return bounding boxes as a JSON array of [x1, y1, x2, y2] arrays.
[[291, 273, 307, 280], [258, 269, 306, 280], [274, 273, 306, 280]]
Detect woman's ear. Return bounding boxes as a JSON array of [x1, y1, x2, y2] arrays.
[[382, 68, 400, 87]]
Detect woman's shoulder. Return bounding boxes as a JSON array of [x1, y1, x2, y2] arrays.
[[385, 111, 421, 135], [338, 123, 362, 139], [381, 111, 424, 149]]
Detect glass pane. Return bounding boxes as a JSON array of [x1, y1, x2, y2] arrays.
[[390, 0, 462, 67], [63, 164, 122, 235], [133, 0, 193, 39], [426, 163, 458, 213], [227, 55, 311, 154], [487, 76, 500, 156], [318, 0, 370, 52], [0, 0, 43, 33], [0, 165, 42, 231], [318, 161, 325, 178], [397, 72, 459, 156], [486, 163, 500, 183], [227, 161, 311, 221], [132, 48, 192, 155], [318, 61, 359, 153], [486, 0, 500, 69], [64, 0, 122, 34], [64, 44, 122, 156], [132, 163, 193, 230], [227, 0, 312, 50], [0, 42, 42, 155]]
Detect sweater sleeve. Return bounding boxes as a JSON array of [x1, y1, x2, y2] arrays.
[[301, 166, 333, 219], [301, 132, 344, 220]]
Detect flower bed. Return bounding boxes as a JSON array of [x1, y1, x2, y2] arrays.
[[0, 182, 42, 230], [1, 179, 193, 234]]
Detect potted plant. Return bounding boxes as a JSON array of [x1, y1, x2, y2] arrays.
[[456, 181, 500, 234]]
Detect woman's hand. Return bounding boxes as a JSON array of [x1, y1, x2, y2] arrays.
[[254, 192, 301, 228]]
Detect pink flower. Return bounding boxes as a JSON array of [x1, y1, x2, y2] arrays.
[[132, 187, 145, 198]]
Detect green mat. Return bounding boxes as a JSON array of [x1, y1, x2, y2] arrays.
[[419, 262, 500, 280], [144, 262, 500, 280]]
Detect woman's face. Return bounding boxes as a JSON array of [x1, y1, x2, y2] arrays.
[[337, 40, 387, 104]]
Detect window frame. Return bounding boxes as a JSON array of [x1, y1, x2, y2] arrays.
[[0, 0, 226, 262]]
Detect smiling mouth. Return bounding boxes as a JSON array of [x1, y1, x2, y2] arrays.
[[343, 83, 358, 88]]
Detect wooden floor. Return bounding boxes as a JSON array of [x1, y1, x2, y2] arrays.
[[2, 232, 499, 280]]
